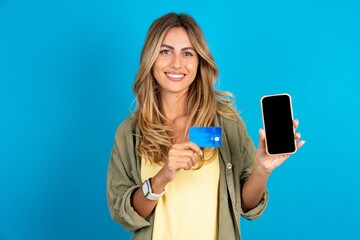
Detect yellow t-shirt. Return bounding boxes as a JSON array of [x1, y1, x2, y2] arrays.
[[141, 150, 220, 240]]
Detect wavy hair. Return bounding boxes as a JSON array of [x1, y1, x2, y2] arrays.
[[132, 13, 237, 164]]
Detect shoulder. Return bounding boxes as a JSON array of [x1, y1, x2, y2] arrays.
[[115, 115, 138, 139], [217, 111, 246, 129], [216, 112, 248, 141], [215, 99, 244, 126]]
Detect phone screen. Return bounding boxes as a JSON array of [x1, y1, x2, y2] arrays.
[[261, 94, 296, 155]]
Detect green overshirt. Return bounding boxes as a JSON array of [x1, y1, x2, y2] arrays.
[[107, 113, 268, 240]]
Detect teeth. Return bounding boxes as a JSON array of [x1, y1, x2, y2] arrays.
[[166, 73, 184, 79]]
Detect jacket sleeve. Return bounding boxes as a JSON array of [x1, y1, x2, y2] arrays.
[[106, 120, 151, 231], [237, 116, 269, 220]]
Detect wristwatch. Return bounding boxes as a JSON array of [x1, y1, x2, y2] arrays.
[[142, 178, 165, 200]]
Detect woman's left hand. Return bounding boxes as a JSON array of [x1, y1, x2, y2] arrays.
[[254, 119, 306, 175]]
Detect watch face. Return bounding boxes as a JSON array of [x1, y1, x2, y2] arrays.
[[142, 181, 150, 197]]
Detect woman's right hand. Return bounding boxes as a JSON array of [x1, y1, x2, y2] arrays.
[[152, 142, 203, 190], [131, 142, 202, 218]]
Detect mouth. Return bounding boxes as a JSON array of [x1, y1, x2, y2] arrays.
[[165, 72, 186, 81]]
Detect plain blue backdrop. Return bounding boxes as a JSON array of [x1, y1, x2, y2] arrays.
[[1, 0, 359, 239]]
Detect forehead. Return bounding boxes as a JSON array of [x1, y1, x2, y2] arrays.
[[161, 27, 194, 48]]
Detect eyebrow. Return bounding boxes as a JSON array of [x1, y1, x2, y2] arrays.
[[160, 44, 195, 51]]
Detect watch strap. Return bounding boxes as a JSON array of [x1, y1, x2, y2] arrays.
[[142, 178, 165, 200]]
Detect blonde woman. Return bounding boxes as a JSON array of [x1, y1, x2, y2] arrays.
[[107, 12, 304, 240]]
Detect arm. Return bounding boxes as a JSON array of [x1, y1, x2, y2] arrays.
[[131, 142, 203, 219], [130, 176, 167, 219], [107, 121, 151, 231], [241, 163, 269, 212], [241, 120, 305, 212]]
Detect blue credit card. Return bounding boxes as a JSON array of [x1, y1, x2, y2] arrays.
[[189, 127, 222, 148]]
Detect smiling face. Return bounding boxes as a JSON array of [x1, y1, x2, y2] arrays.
[[152, 27, 199, 97]]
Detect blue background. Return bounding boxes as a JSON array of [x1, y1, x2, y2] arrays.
[[1, 0, 359, 239]]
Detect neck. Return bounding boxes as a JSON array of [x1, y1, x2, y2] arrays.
[[160, 91, 189, 123]]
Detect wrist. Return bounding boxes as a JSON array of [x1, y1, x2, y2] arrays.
[[253, 160, 271, 178], [142, 178, 165, 201], [151, 174, 168, 194]]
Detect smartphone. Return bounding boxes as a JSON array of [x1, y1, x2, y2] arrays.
[[261, 93, 296, 155]]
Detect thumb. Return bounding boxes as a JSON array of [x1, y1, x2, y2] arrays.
[[258, 128, 266, 149]]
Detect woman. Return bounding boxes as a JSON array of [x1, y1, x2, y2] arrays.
[[107, 12, 305, 240]]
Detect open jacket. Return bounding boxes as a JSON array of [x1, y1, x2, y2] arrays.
[[107, 113, 268, 240]]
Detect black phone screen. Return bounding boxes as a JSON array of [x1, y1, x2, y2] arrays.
[[261, 94, 296, 155]]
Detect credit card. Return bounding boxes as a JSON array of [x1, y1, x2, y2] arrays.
[[189, 127, 222, 148]]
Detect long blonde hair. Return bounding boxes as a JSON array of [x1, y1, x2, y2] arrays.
[[132, 13, 237, 163]]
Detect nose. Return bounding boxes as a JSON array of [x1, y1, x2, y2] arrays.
[[170, 54, 182, 69]]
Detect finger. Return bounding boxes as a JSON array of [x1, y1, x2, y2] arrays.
[[169, 149, 196, 166], [169, 148, 194, 158], [176, 157, 193, 170], [173, 142, 203, 157], [295, 132, 301, 141], [296, 140, 306, 150], [293, 119, 299, 129], [191, 143, 203, 157], [168, 155, 194, 170], [186, 142, 203, 157]]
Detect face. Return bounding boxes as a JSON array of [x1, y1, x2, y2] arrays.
[[152, 27, 199, 97]]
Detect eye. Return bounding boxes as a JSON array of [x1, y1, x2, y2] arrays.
[[160, 49, 171, 55], [183, 51, 194, 57]]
